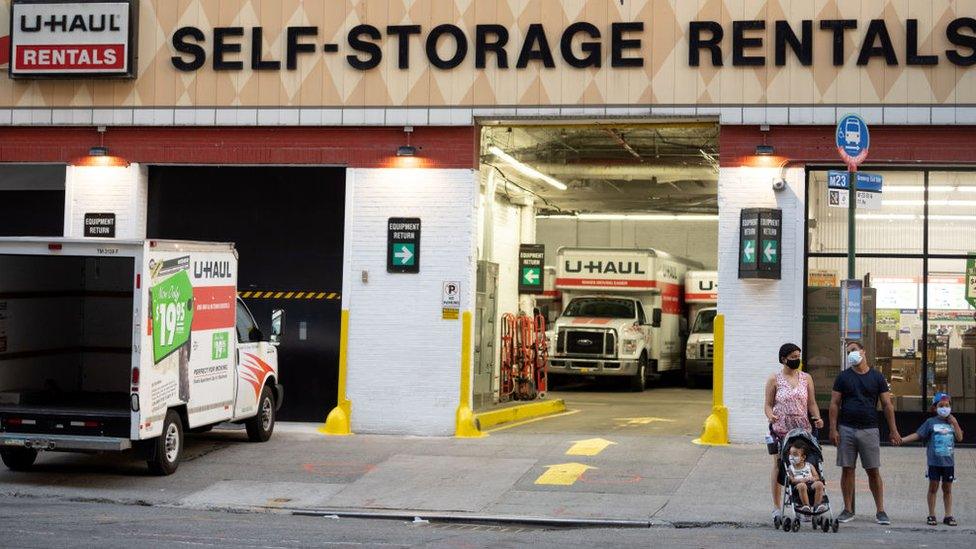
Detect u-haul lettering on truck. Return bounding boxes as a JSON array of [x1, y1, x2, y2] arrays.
[[564, 260, 646, 275]]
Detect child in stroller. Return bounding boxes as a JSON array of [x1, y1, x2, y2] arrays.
[[775, 428, 840, 533]]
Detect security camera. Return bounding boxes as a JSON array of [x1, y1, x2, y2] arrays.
[[772, 179, 787, 192]]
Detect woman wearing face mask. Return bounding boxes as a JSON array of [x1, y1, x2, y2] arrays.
[[764, 343, 824, 521]]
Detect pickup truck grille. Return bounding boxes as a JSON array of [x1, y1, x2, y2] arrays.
[[560, 329, 615, 355], [700, 342, 714, 359]]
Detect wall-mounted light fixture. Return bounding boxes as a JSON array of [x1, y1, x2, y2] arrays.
[[755, 144, 775, 156], [70, 126, 130, 168], [396, 145, 417, 157]]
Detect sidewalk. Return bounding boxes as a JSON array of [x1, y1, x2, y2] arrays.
[[0, 422, 972, 532]]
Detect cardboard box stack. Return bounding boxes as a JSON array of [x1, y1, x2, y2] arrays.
[[947, 348, 975, 413]]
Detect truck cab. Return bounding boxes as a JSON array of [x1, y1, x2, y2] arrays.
[[684, 307, 717, 388], [548, 295, 658, 391]]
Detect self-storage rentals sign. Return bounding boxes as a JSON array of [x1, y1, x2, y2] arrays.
[[9, 0, 138, 78]]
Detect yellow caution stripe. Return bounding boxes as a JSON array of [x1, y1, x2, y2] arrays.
[[238, 290, 341, 300]]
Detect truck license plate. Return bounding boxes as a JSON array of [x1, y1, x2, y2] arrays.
[[579, 368, 591, 373]]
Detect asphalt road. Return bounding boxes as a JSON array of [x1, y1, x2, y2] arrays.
[[1, 497, 973, 549]]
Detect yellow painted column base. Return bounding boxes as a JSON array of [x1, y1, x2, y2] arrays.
[[693, 405, 729, 446], [454, 404, 485, 438], [320, 403, 352, 436]]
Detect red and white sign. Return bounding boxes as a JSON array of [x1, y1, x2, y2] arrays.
[[9, 1, 135, 77]]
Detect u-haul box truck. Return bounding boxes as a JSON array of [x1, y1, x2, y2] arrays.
[[0, 238, 282, 475], [684, 271, 717, 388], [549, 247, 701, 391]]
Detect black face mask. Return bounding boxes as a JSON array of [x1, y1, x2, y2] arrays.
[[785, 358, 802, 370]]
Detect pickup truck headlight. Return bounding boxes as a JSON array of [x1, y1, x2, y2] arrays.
[[623, 339, 638, 355]]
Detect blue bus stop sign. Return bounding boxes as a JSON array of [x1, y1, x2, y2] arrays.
[[836, 114, 870, 169]]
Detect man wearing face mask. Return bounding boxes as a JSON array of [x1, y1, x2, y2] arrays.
[[829, 340, 902, 525]]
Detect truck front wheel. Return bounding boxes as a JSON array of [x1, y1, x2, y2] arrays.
[[0, 448, 38, 471], [148, 410, 184, 476], [629, 353, 648, 392], [245, 386, 276, 442]]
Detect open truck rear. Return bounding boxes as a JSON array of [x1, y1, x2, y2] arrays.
[[0, 238, 281, 475]]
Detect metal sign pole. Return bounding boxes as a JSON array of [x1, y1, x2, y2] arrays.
[[847, 168, 856, 280]]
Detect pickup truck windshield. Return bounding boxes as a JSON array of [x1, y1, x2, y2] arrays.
[[563, 298, 635, 319], [692, 310, 717, 334]]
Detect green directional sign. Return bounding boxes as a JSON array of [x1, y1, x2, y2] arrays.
[[387, 217, 421, 273], [393, 243, 416, 266], [761, 240, 779, 263], [741, 239, 756, 263], [967, 253, 976, 308], [518, 244, 546, 295]]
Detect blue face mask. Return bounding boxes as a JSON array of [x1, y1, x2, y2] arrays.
[[847, 350, 862, 367], [937, 406, 951, 418]]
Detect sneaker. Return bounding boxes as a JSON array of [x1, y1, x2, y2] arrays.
[[772, 509, 782, 521], [876, 511, 891, 525], [837, 510, 855, 523]]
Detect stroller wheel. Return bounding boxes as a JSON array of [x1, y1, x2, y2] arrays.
[[782, 517, 792, 532], [792, 519, 801, 532], [812, 517, 820, 530], [832, 519, 839, 533], [822, 517, 830, 533]]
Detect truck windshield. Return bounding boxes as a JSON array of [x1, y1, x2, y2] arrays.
[[563, 298, 635, 319], [692, 310, 717, 334]]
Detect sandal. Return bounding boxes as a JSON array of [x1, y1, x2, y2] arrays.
[[944, 516, 957, 527], [926, 516, 937, 526]]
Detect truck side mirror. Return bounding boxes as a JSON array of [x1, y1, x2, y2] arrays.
[[270, 309, 284, 346], [652, 308, 662, 328]]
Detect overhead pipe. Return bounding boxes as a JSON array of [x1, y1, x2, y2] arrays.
[[530, 163, 717, 182]]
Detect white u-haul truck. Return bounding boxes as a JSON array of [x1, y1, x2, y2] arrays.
[[0, 238, 282, 475], [548, 247, 701, 391], [683, 271, 718, 388]]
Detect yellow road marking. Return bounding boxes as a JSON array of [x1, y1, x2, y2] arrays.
[[484, 409, 580, 433], [566, 438, 616, 457], [534, 463, 595, 486], [613, 417, 676, 426]]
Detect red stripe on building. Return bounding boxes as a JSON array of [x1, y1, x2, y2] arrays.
[[0, 126, 476, 169], [191, 285, 237, 330]]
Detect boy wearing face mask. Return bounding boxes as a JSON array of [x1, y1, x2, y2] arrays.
[[829, 340, 901, 525], [900, 392, 964, 526]]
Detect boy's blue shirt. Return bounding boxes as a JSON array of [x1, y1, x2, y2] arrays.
[[916, 416, 955, 467]]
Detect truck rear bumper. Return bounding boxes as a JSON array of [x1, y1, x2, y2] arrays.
[[0, 433, 132, 452], [548, 358, 639, 377]]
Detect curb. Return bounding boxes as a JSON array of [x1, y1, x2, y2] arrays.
[[474, 399, 566, 431], [289, 507, 656, 528]]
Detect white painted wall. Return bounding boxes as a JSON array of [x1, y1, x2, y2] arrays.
[[63, 164, 147, 239], [537, 219, 718, 269], [344, 168, 478, 436], [718, 166, 806, 444]]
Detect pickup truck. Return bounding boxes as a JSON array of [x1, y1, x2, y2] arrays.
[[0, 238, 282, 475]]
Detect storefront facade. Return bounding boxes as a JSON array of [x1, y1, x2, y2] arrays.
[[1, 0, 975, 441]]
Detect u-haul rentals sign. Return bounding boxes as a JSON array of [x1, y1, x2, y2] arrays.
[[9, 0, 138, 78]]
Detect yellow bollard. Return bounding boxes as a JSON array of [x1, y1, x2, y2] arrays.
[[693, 314, 729, 446], [455, 311, 485, 438], [321, 310, 352, 435]]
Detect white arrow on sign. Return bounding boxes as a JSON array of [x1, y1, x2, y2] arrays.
[[763, 242, 777, 262], [524, 270, 539, 284], [743, 240, 755, 262], [395, 245, 413, 264]]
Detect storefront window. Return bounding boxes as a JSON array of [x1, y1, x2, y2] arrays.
[[805, 169, 976, 417]]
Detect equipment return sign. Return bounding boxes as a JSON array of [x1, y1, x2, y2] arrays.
[[519, 244, 546, 294], [738, 208, 781, 280], [388, 217, 420, 273]]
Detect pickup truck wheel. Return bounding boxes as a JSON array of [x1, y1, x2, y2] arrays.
[[148, 410, 183, 476], [629, 353, 648, 392], [0, 448, 38, 471], [245, 386, 275, 442]]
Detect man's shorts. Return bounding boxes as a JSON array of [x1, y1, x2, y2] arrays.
[[927, 465, 955, 483], [836, 425, 881, 469]]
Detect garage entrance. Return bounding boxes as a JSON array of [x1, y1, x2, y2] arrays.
[[0, 165, 66, 237], [476, 120, 719, 436], [147, 166, 344, 422]]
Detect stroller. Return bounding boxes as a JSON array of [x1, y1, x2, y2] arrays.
[[774, 428, 840, 533]]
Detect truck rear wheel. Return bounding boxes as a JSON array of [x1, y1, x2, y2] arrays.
[[629, 353, 648, 392], [245, 386, 276, 442], [148, 410, 184, 476], [0, 448, 38, 471]]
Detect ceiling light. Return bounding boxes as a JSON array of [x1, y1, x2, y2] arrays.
[[69, 146, 130, 168], [755, 144, 775, 156], [489, 146, 567, 191], [396, 145, 417, 157], [536, 213, 719, 222]]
